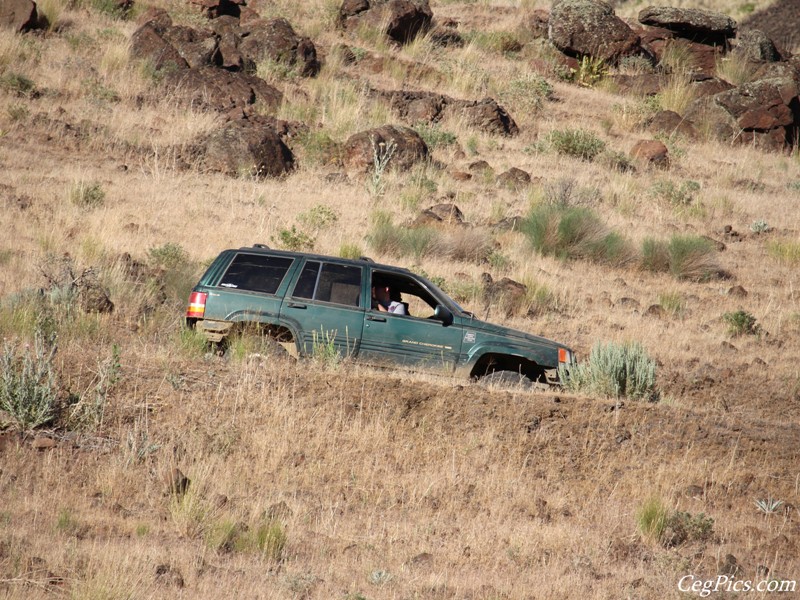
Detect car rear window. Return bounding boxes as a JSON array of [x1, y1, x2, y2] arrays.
[[292, 261, 362, 307], [218, 254, 294, 294]]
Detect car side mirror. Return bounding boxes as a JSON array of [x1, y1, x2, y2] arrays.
[[434, 305, 453, 326]]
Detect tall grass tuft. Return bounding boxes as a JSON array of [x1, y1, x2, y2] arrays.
[[667, 235, 718, 281], [637, 497, 668, 542], [0, 331, 59, 432], [559, 341, 657, 401], [522, 204, 631, 266]]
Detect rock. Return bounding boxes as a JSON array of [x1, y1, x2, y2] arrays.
[[412, 203, 464, 227], [616, 297, 641, 309], [728, 285, 748, 297], [638, 6, 737, 45], [187, 0, 242, 19], [340, 0, 433, 44], [721, 340, 738, 352], [611, 73, 665, 96], [165, 468, 190, 497], [685, 76, 800, 151], [377, 90, 518, 136], [343, 125, 429, 174], [265, 500, 293, 520], [77, 272, 114, 314], [239, 17, 320, 77], [408, 552, 434, 567], [32, 436, 57, 450], [164, 67, 282, 114], [161, 25, 219, 69], [468, 160, 493, 175], [0, 0, 38, 32], [548, 0, 640, 63], [630, 139, 669, 168], [733, 29, 781, 63], [644, 304, 666, 318], [130, 11, 190, 72], [155, 564, 185, 588], [428, 25, 464, 48], [496, 167, 531, 189], [202, 116, 295, 178], [646, 110, 698, 138]]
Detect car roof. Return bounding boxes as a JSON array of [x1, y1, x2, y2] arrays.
[[234, 245, 414, 275]]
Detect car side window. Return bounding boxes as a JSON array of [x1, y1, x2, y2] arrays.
[[292, 262, 362, 307], [218, 254, 294, 294]]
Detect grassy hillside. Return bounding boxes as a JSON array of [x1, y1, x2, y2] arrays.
[[1, 0, 799, 598]]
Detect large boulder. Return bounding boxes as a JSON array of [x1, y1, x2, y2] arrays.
[[685, 76, 800, 151], [0, 0, 38, 32], [377, 90, 518, 136], [202, 117, 295, 177], [340, 0, 433, 44], [164, 67, 282, 114], [343, 125, 429, 173], [638, 6, 737, 45], [239, 18, 320, 76], [130, 11, 191, 72], [548, 0, 640, 63]]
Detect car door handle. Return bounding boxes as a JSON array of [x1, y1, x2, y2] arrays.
[[366, 315, 386, 322], [287, 302, 307, 309]]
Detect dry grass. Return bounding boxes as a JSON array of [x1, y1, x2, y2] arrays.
[[1, 0, 800, 597]]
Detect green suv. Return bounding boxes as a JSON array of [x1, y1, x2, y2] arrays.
[[186, 245, 575, 385]]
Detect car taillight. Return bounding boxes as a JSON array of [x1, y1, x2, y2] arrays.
[[186, 291, 207, 319], [558, 347, 571, 364]]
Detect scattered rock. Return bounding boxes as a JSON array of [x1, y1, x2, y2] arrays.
[[0, 0, 39, 32], [343, 125, 429, 174], [164, 66, 283, 115], [549, 0, 640, 63], [733, 29, 782, 63], [638, 6, 737, 45], [239, 17, 320, 77], [616, 297, 641, 309], [728, 285, 748, 297], [644, 304, 666, 318], [407, 552, 434, 567], [201, 116, 295, 178], [265, 500, 293, 520], [339, 0, 433, 44], [646, 110, 698, 139], [630, 139, 669, 168], [720, 341, 738, 352], [718, 553, 741, 575], [684, 484, 704, 498], [496, 167, 531, 189], [32, 436, 57, 450], [155, 564, 185, 588]]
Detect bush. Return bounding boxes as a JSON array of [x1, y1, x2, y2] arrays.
[[69, 180, 106, 209], [298, 205, 338, 230], [723, 310, 760, 336], [338, 243, 364, 260], [273, 226, 315, 251], [767, 239, 800, 264], [559, 341, 657, 400], [640, 237, 670, 273], [413, 122, 457, 150], [667, 235, 718, 281], [522, 204, 631, 266], [365, 212, 442, 261], [636, 497, 668, 542], [547, 129, 606, 160], [0, 332, 59, 432], [0, 72, 36, 97], [636, 498, 713, 546]]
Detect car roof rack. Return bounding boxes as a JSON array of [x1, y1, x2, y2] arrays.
[[252, 243, 270, 249], [359, 256, 374, 262]]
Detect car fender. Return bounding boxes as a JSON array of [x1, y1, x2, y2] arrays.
[[463, 340, 559, 369]]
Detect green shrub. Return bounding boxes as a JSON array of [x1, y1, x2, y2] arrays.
[[148, 242, 188, 270], [69, 180, 106, 209], [657, 291, 685, 317], [147, 243, 198, 303], [0, 72, 36, 96], [90, 0, 133, 19], [559, 340, 657, 400], [273, 226, 315, 251], [365, 212, 441, 261], [723, 310, 760, 336], [522, 204, 630, 266], [338, 243, 364, 260], [767, 239, 800, 264], [636, 497, 668, 542], [297, 131, 341, 167], [298, 205, 338, 230], [0, 332, 59, 432], [413, 122, 457, 150], [667, 235, 717, 281], [649, 179, 700, 208], [547, 129, 606, 160], [640, 237, 670, 273], [574, 56, 607, 87]]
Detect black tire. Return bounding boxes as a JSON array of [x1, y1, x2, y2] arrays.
[[480, 370, 533, 390]]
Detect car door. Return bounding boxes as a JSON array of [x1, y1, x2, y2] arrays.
[[281, 259, 365, 358], [358, 271, 463, 372]]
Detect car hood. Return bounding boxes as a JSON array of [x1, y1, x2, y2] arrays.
[[460, 316, 568, 350]]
